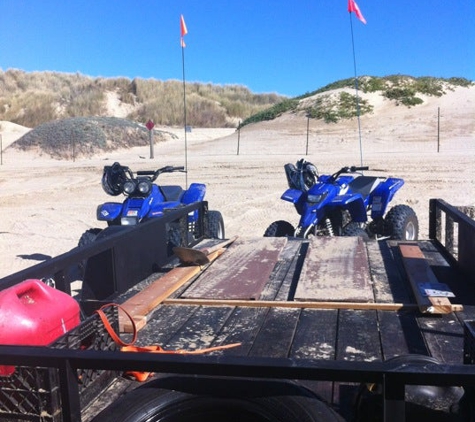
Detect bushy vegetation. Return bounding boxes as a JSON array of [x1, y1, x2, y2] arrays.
[[0, 69, 285, 128], [305, 92, 373, 123], [13, 116, 163, 159], [240, 99, 299, 126], [241, 75, 473, 126]]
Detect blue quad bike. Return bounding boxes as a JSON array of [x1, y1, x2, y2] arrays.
[[264, 159, 418, 240], [79, 162, 225, 247]]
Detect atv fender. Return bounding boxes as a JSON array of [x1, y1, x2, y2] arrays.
[[181, 183, 206, 204], [97, 202, 123, 222], [370, 178, 404, 218], [149, 202, 182, 217], [281, 188, 304, 204], [332, 193, 367, 222]]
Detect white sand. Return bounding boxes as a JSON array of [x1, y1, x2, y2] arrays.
[[0, 85, 474, 278]]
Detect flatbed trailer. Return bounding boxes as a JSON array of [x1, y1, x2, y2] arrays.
[[1, 199, 474, 422]]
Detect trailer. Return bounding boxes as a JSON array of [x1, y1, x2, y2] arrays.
[[0, 199, 474, 422]]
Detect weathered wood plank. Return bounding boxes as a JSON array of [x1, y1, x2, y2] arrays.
[[333, 309, 382, 414], [295, 236, 373, 302], [162, 306, 235, 351], [182, 237, 287, 300], [248, 307, 300, 358], [378, 311, 428, 360], [399, 243, 460, 314], [118, 249, 225, 332], [118, 265, 202, 332], [137, 305, 200, 347], [366, 240, 408, 303], [417, 313, 465, 364], [290, 309, 338, 360], [260, 239, 303, 301], [211, 306, 270, 356], [336, 309, 382, 362]]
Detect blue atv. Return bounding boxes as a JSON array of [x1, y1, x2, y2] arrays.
[[79, 162, 225, 246], [264, 159, 418, 240]]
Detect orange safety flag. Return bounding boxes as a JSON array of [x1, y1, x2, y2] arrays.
[[180, 14, 188, 47], [348, 0, 367, 24]]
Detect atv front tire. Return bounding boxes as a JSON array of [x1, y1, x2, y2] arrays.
[[207, 210, 225, 239], [342, 222, 369, 240], [385, 205, 419, 240], [264, 220, 295, 237], [78, 228, 102, 247]]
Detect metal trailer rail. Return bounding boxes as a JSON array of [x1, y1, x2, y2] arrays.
[[0, 201, 208, 297], [1, 199, 474, 422], [1, 343, 475, 422]]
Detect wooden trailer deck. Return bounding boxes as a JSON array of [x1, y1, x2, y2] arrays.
[[106, 235, 474, 414]]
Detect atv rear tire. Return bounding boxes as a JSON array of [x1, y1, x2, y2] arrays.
[[207, 210, 225, 239], [385, 205, 419, 240], [342, 222, 369, 240], [264, 220, 295, 237]]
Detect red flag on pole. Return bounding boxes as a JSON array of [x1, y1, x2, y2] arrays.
[[180, 15, 188, 47], [348, 0, 367, 24]]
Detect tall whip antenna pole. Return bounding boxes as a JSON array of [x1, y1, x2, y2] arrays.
[[180, 15, 188, 188], [347, 0, 367, 167], [349, 15, 364, 167], [181, 46, 188, 188]]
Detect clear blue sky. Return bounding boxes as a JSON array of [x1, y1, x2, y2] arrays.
[[1, 1, 474, 97]]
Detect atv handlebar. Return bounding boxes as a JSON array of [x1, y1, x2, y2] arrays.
[[330, 165, 369, 182], [135, 166, 185, 179], [349, 166, 369, 172]]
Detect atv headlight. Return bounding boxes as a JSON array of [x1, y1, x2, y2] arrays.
[[123, 180, 137, 195], [307, 193, 326, 204], [138, 180, 152, 195], [121, 216, 139, 225]]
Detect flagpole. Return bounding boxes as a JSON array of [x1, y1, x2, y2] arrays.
[[349, 14, 364, 167], [181, 43, 188, 188], [180, 15, 188, 188]]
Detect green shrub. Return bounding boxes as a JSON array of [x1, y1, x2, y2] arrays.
[[383, 87, 423, 107]]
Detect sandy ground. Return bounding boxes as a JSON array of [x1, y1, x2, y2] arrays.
[[0, 86, 474, 279]]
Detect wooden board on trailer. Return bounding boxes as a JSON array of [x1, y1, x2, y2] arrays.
[[118, 249, 225, 332], [295, 236, 373, 302], [399, 242, 462, 314], [182, 237, 288, 300]]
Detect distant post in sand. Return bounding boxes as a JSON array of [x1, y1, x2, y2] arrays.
[[306, 116, 310, 156], [437, 107, 440, 153], [237, 121, 241, 155], [146, 119, 155, 159]]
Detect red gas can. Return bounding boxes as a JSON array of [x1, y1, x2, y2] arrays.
[[0, 279, 80, 376]]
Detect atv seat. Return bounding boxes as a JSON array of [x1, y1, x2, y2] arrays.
[[160, 185, 184, 202], [348, 176, 381, 199]]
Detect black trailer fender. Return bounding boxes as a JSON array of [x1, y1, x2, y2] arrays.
[[91, 376, 344, 422]]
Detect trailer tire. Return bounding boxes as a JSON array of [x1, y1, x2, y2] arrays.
[[354, 354, 465, 422], [264, 220, 295, 237], [91, 378, 344, 422]]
